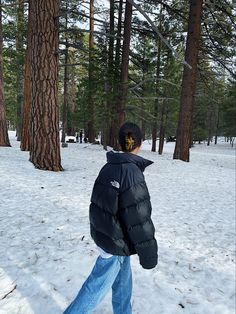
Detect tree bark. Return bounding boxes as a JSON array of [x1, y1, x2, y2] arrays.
[[21, 0, 33, 151], [158, 103, 168, 155], [152, 48, 162, 151], [173, 0, 203, 162], [0, 0, 11, 147], [214, 106, 220, 145], [67, 49, 77, 136], [114, 0, 123, 81], [103, 0, 115, 149], [118, 0, 132, 125], [108, 0, 123, 149], [30, 0, 63, 171], [87, 0, 96, 143], [61, 1, 69, 143], [16, 0, 24, 141]]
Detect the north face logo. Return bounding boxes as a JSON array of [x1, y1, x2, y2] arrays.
[[110, 180, 120, 189]]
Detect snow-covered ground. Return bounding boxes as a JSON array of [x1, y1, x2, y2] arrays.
[[0, 132, 235, 314]]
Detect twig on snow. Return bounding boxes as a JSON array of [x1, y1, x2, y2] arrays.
[[1, 285, 17, 300]]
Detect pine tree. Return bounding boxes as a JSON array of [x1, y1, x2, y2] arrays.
[[30, 0, 63, 171], [21, 0, 33, 152], [174, 0, 203, 162], [0, 0, 10, 147]]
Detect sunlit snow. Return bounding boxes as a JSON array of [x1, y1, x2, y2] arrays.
[[0, 132, 235, 314]]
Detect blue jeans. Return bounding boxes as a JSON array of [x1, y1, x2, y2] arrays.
[[63, 255, 132, 314]]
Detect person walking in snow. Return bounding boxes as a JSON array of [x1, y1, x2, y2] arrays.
[[63, 122, 158, 314]]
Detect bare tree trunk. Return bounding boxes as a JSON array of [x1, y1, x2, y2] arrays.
[[87, 0, 95, 143], [21, 0, 33, 151], [108, 0, 123, 149], [141, 119, 146, 141], [30, 0, 63, 171], [16, 0, 24, 141], [173, 0, 203, 162], [61, 1, 69, 144], [104, 0, 114, 149], [114, 0, 123, 81], [151, 107, 158, 152], [118, 0, 132, 125], [67, 49, 78, 136], [61, 44, 69, 143], [0, 0, 10, 147], [215, 106, 220, 145], [152, 5, 162, 152], [158, 103, 168, 155]]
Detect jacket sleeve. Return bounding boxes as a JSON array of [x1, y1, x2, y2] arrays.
[[119, 180, 158, 269]]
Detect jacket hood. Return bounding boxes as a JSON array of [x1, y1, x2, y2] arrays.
[[106, 151, 153, 172]]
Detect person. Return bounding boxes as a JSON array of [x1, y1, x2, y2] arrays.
[[63, 122, 158, 314]]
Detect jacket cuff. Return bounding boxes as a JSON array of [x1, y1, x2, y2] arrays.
[[135, 239, 158, 269]]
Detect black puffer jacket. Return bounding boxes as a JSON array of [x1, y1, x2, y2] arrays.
[[89, 151, 158, 269]]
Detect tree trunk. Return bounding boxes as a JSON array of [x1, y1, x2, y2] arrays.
[[61, 43, 69, 142], [104, 0, 115, 148], [158, 103, 167, 155], [16, 1, 24, 141], [118, 1, 132, 125], [114, 0, 123, 81], [61, 2, 69, 144], [152, 5, 162, 152], [87, 0, 95, 143], [0, 0, 11, 147], [151, 108, 158, 152], [107, 0, 123, 149], [30, 0, 63, 171], [67, 49, 78, 136], [21, 0, 33, 151], [214, 107, 220, 144], [173, 0, 203, 162], [141, 119, 146, 141]]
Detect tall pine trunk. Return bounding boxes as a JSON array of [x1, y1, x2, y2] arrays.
[[67, 49, 77, 136], [152, 5, 162, 152], [118, 1, 132, 125], [151, 46, 161, 153], [87, 0, 95, 143], [173, 0, 203, 162], [61, 1, 69, 144], [16, 1, 24, 141], [103, 0, 115, 150], [21, 0, 33, 151], [158, 103, 168, 155], [114, 0, 123, 85], [109, 0, 123, 149], [30, 0, 62, 171], [0, 0, 10, 147]]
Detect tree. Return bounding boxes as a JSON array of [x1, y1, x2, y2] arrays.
[[21, 0, 33, 151], [15, 0, 24, 141], [221, 80, 236, 146], [174, 0, 203, 161], [117, 0, 133, 125], [61, 0, 69, 144], [30, 0, 63, 171], [87, 0, 96, 143], [0, 0, 10, 147]]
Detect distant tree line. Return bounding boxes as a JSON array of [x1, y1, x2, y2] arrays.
[[0, 0, 235, 170]]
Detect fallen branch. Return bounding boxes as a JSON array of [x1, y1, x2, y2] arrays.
[[1, 285, 17, 300]]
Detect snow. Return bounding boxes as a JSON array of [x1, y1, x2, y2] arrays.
[[0, 131, 235, 314]]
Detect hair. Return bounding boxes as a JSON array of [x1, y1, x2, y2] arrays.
[[118, 122, 143, 152]]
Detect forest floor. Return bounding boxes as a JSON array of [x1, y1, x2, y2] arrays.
[[0, 132, 235, 314]]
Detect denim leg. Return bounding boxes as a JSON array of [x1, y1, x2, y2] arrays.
[[63, 256, 121, 314], [112, 256, 132, 314]]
